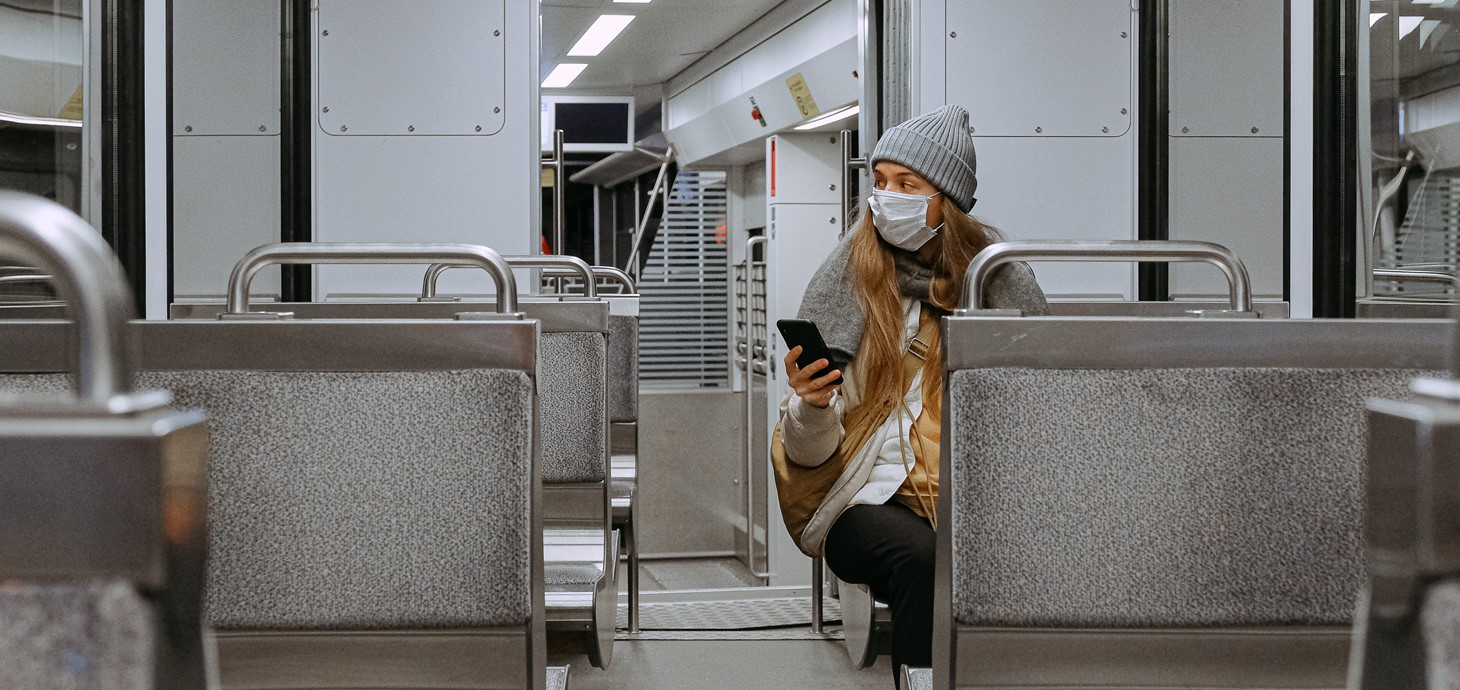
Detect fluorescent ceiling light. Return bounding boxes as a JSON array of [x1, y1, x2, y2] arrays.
[[1400, 15, 1424, 38], [1370, 12, 1388, 26], [568, 15, 635, 57], [794, 104, 860, 131], [614, 0, 652, 3], [1412, 0, 1446, 5], [542, 63, 588, 89]]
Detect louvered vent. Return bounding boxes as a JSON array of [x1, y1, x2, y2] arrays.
[[638, 170, 729, 386], [1377, 173, 1460, 299]]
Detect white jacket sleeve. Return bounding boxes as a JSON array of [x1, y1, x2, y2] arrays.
[[777, 389, 845, 468]]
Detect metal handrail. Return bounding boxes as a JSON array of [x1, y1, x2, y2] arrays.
[[839, 129, 866, 240], [544, 129, 566, 255], [960, 240, 1254, 313], [0, 273, 52, 285], [0, 191, 135, 407], [742, 236, 773, 583], [1373, 268, 1460, 293], [624, 145, 675, 281], [542, 265, 636, 294], [421, 255, 597, 299], [0, 109, 82, 130], [225, 243, 518, 316]]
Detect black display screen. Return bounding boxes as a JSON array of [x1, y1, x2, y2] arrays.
[[554, 102, 631, 145]]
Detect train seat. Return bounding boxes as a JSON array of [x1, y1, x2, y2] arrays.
[[1, 317, 556, 690], [931, 314, 1450, 689], [606, 296, 642, 634], [0, 193, 211, 689]]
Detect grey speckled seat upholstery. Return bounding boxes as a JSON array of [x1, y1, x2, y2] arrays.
[[1425, 580, 1460, 690], [608, 315, 639, 424], [541, 332, 608, 484], [941, 366, 1424, 688], [0, 581, 153, 690], [134, 370, 535, 630]]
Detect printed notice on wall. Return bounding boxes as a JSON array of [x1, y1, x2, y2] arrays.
[[785, 72, 820, 119]]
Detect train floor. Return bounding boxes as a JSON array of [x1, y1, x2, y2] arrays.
[[548, 557, 895, 689]]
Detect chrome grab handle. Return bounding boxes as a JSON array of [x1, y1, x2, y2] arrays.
[[226, 243, 519, 316], [0, 191, 139, 408], [960, 240, 1254, 313], [421, 255, 597, 299], [1374, 268, 1460, 291], [543, 265, 636, 294]]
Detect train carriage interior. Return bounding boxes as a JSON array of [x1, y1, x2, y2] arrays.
[[4, 0, 1460, 688]]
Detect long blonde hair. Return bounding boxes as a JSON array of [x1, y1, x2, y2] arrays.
[[845, 196, 1001, 421]]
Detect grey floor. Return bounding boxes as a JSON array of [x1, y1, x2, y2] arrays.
[[548, 557, 894, 689], [549, 639, 894, 689]]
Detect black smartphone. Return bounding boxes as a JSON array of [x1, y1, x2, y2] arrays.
[[776, 318, 844, 386]]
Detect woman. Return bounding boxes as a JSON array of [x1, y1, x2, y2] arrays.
[[773, 104, 1048, 684]]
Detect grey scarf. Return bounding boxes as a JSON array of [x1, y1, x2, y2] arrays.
[[795, 240, 1050, 363]]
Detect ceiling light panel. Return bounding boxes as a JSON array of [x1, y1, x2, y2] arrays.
[[567, 14, 635, 56], [542, 63, 588, 88]]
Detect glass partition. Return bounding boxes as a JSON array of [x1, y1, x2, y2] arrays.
[[1367, 0, 1460, 300]]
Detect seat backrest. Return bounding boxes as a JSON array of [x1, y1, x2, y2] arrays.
[[607, 297, 640, 425], [940, 317, 1447, 630], [0, 318, 545, 687], [934, 316, 1448, 682]]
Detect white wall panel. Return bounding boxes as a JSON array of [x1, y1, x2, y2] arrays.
[[945, 0, 1132, 137], [171, 0, 279, 136], [1169, 137, 1286, 300], [1170, 0, 1284, 137], [312, 0, 537, 297], [317, 0, 505, 137], [171, 136, 280, 299], [930, 0, 1139, 300]]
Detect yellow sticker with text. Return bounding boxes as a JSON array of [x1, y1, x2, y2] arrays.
[[785, 72, 820, 120]]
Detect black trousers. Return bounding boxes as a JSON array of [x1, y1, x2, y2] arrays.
[[824, 501, 935, 687]]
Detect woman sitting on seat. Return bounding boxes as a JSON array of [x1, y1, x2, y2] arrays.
[[774, 104, 1048, 686]]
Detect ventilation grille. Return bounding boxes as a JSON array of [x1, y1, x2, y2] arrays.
[[638, 170, 729, 386], [1378, 173, 1460, 299]]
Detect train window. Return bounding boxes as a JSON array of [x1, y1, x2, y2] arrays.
[[0, 0, 84, 216], [1367, 3, 1460, 300]]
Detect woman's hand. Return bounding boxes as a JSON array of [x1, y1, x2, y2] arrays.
[[784, 346, 841, 409]]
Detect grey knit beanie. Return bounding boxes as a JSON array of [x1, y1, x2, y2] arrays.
[[869, 104, 978, 211]]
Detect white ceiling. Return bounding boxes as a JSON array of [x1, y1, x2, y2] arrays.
[[541, 0, 787, 95]]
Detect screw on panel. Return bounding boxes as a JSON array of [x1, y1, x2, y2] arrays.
[[1252, 127, 1260, 134], [340, 125, 348, 132], [1102, 127, 1109, 134], [494, 30, 501, 37], [828, 184, 836, 191], [322, 106, 330, 113], [184, 125, 192, 132], [1182, 127, 1190, 133], [829, 217, 836, 224], [1121, 31, 1128, 38], [475, 125, 482, 132], [950, 31, 957, 38], [494, 107, 501, 114], [65, 142, 77, 150], [408, 125, 415, 132], [258, 125, 267, 132], [1035, 126, 1043, 133], [322, 30, 329, 36], [1121, 108, 1128, 115]]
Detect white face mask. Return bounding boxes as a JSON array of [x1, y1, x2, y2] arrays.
[[868, 189, 943, 251]]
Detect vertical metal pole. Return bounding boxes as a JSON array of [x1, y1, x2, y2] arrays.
[[744, 236, 771, 582], [553, 129, 566, 257], [840, 129, 866, 240], [592, 185, 601, 266], [812, 557, 825, 633]]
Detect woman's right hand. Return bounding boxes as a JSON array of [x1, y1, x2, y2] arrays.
[[785, 346, 841, 409]]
